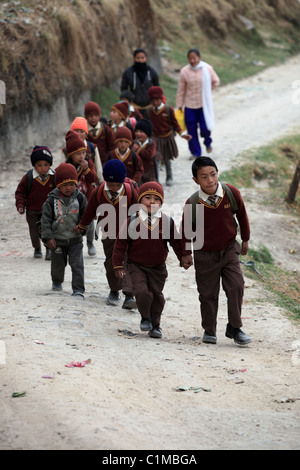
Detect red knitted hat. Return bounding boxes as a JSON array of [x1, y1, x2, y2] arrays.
[[55, 163, 78, 188], [84, 101, 101, 116], [114, 126, 133, 144], [147, 86, 164, 100], [138, 182, 164, 203], [71, 117, 88, 133], [65, 130, 87, 157], [111, 101, 129, 120]]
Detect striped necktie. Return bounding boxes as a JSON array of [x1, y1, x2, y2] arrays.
[[207, 194, 217, 206], [90, 128, 97, 137], [110, 190, 119, 202]]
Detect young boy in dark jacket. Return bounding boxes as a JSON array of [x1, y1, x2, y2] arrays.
[[15, 145, 55, 260], [41, 163, 87, 298], [181, 156, 251, 346], [106, 127, 144, 185]]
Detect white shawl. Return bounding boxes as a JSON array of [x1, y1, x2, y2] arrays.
[[189, 60, 215, 131]]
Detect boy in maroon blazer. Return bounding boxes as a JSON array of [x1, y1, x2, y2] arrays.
[[132, 118, 157, 185], [106, 127, 144, 185], [181, 157, 251, 346], [113, 182, 190, 339], [74, 159, 138, 309], [15, 146, 55, 260], [84, 101, 115, 165]]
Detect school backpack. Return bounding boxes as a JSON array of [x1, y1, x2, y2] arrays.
[[189, 182, 238, 227]]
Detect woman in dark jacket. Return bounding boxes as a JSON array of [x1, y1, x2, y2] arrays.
[[120, 48, 160, 116]]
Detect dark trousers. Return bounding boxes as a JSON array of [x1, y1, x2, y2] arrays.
[[194, 241, 244, 336], [184, 107, 212, 157], [26, 210, 42, 249], [51, 242, 84, 293], [127, 261, 168, 327], [102, 238, 132, 293]]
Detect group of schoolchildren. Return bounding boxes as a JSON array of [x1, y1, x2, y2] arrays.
[[15, 85, 252, 346]]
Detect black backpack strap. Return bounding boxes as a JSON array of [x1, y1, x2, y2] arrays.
[[26, 169, 34, 197]]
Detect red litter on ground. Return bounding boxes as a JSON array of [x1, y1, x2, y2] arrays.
[[65, 359, 91, 368]]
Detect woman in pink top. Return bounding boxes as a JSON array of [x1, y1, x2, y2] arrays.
[[176, 49, 220, 159]]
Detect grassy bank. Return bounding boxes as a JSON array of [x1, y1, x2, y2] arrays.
[[219, 135, 300, 320], [220, 134, 300, 216]]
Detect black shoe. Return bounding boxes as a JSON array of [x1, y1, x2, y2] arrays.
[[106, 290, 120, 306], [122, 294, 137, 310], [140, 317, 152, 332], [225, 323, 251, 345], [34, 247, 42, 258], [148, 325, 162, 338], [203, 331, 217, 344], [52, 282, 63, 291]]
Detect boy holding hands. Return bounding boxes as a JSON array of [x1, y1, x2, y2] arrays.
[[113, 182, 190, 338], [181, 157, 251, 345], [41, 163, 87, 298]]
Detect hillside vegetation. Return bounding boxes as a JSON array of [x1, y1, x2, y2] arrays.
[[1, 0, 300, 110], [0, 0, 300, 134]]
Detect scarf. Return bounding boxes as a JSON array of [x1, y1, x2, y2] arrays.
[[133, 61, 148, 83], [189, 60, 214, 131]]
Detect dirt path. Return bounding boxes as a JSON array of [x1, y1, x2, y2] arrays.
[[0, 57, 300, 451]]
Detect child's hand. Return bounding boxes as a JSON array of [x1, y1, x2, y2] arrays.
[[240, 241, 248, 256], [17, 206, 25, 214], [114, 268, 126, 279], [73, 225, 84, 234], [80, 160, 88, 170], [46, 239, 56, 250], [181, 254, 193, 270], [182, 134, 192, 141], [132, 143, 139, 151]]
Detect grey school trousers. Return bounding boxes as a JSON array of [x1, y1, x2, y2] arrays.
[[194, 241, 244, 336], [51, 241, 84, 294]]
